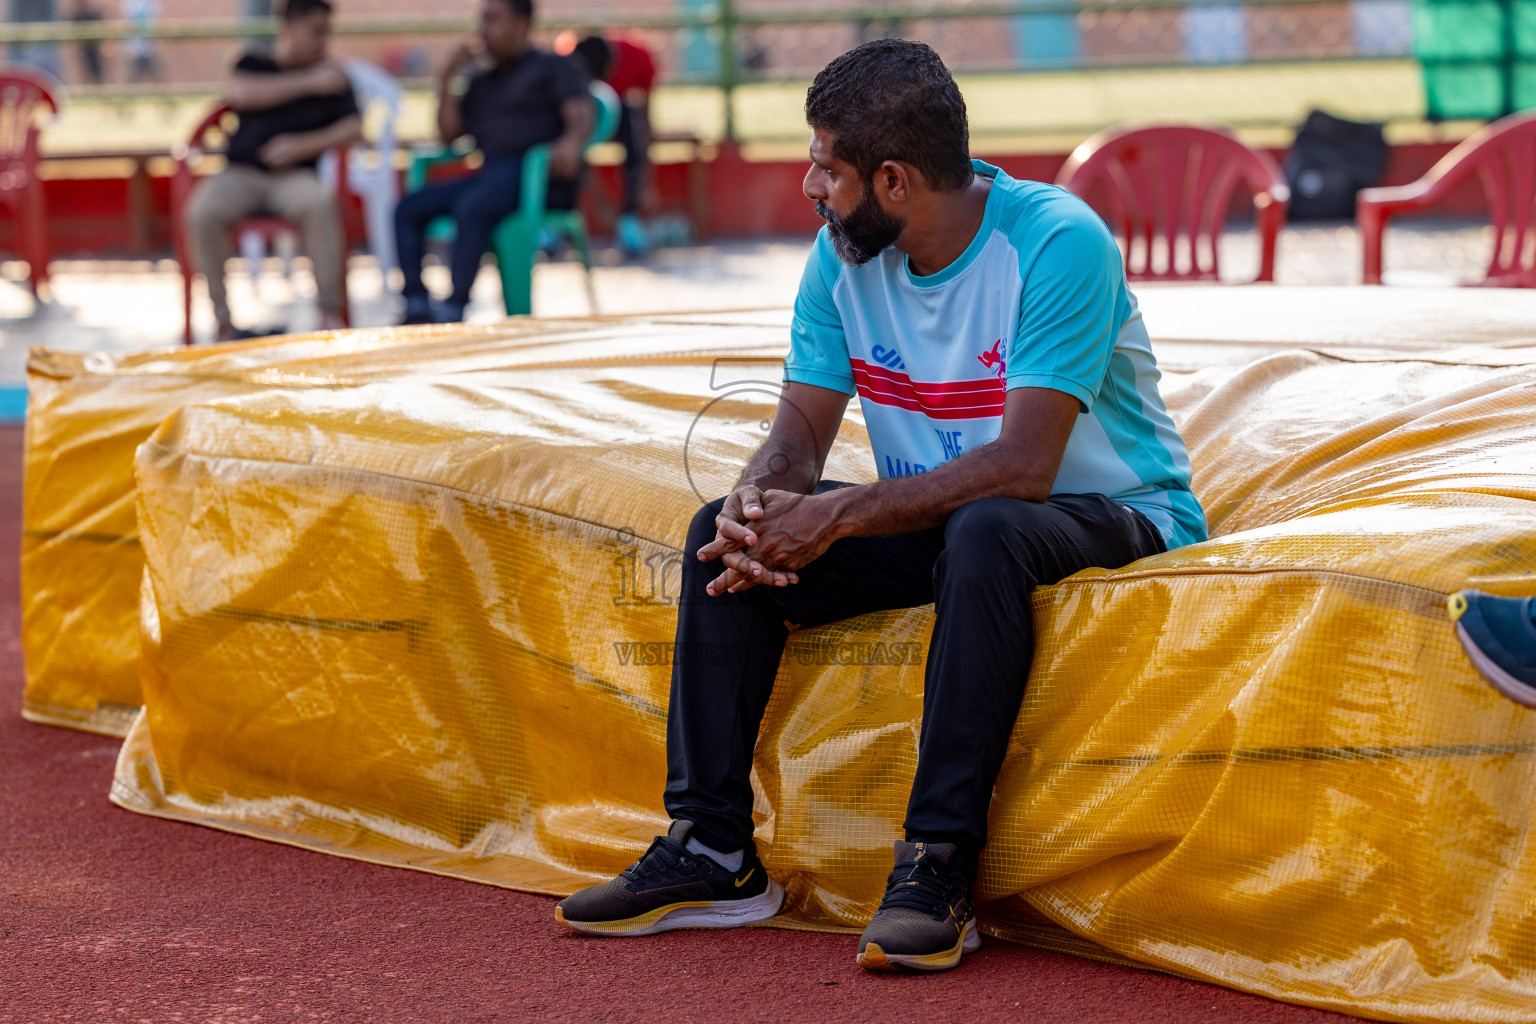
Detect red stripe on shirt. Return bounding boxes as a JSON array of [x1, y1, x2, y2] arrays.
[[850, 359, 1004, 420]]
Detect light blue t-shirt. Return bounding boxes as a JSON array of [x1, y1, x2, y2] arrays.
[[785, 160, 1207, 550]]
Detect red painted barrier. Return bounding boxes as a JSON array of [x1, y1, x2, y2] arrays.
[[0, 140, 1492, 264]]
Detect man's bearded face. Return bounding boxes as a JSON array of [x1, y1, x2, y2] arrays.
[[815, 177, 906, 266]]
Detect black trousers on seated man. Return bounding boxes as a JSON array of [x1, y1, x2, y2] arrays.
[[664, 483, 1166, 879], [394, 157, 582, 312]]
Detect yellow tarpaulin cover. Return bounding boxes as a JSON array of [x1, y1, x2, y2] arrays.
[[27, 288, 1534, 736], [21, 313, 791, 734], [109, 330, 1536, 1022]]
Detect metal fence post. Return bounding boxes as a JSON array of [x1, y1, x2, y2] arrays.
[[719, 0, 738, 143], [1499, 0, 1515, 117]]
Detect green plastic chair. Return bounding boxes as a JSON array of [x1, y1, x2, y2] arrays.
[[405, 79, 622, 316]]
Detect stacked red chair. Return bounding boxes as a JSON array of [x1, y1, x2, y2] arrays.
[[1358, 110, 1536, 287], [1056, 123, 1290, 283], [0, 64, 60, 297]]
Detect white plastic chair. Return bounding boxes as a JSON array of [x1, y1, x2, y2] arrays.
[[334, 59, 403, 275], [242, 59, 403, 292]]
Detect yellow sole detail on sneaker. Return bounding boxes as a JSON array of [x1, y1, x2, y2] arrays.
[[555, 881, 785, 937], [857, 921, 979, 972], [872, 941, 964, 972], [555, 900, 716, 936], [858, 940, 962, 971], [857, 942, 895, 970]]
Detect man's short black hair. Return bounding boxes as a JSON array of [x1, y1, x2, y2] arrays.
[[805, 39, 973, 193], [573, 34, 612, 80], [280, 0, 332, 21], [489, 0, 533, 18]]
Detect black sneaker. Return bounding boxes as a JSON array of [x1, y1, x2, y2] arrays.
[[857, 840, 980, 972], [555, 820, 783, 936], [216, 324, 283, 343], [432, 299, 467, 324]]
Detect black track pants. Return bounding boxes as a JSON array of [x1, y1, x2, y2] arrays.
[[662, 484, 1166, 868]]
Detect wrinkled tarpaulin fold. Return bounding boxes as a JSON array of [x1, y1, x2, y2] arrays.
[[21, 311, 795, 734]]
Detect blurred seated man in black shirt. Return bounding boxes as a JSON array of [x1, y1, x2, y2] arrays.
[[394, 0, 592, 324], [185, 0, 362, 341]]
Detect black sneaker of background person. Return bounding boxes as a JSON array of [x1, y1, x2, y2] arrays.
[[401, 295, 434, 325], [857, 840, 980, 972], [555, 820, 783, 936], [216, 323, 283, 343], [1451, 590, 1536, 706]]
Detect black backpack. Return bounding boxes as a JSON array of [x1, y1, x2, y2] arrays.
[[1283, 110, 1389, 220]]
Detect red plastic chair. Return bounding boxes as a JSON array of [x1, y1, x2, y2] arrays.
[[0, 65, 61, 297], [1358, 111, 1536, 287], [172, 104, 360, 345], [1056, 124, 1290, 283]]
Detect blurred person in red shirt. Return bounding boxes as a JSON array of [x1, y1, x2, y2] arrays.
[[571, 31, 657, 255]]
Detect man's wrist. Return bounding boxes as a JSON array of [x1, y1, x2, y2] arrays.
[[815, 485, 862, 543]]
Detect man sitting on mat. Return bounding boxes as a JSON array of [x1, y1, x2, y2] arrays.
[[393, 0, 592, 325], [185, 0, 362, 342], [555, 40, 1207, 973]]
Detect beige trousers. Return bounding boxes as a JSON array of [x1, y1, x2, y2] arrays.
[[185, 163, 345, 324]]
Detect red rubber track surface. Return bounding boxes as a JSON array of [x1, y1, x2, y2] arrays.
[[0, 425, 1362, 1024]]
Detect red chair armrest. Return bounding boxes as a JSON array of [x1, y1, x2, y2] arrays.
[[1357, 181, 1439, 216]]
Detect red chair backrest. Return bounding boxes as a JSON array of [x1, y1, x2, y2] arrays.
[[1056, 124, 1289, 282], [1413, 112, 1536, 287], [183, 103, 241, 159], [173, 104, 241, 207], [0, 65, 59, 190]]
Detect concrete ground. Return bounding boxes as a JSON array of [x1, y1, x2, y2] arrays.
[[0, 217, 1497, 394]]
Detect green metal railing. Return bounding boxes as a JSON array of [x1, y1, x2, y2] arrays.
[[1, 0, 1419, 141], [0, 0, 1393, 42]]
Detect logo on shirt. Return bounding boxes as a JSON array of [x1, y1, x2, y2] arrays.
[[884, 456, 928, 478], [977, 338, 1007, 382], [935, 429, 963, 460], [871, 344, 906, 371]]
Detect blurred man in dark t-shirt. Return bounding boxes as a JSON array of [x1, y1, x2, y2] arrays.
[[185, 0, 362, 341], [394, 0, 592, 324]]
